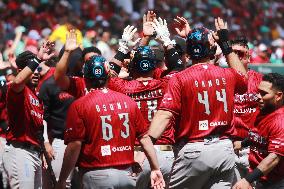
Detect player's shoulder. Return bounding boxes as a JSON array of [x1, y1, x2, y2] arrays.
[[108, 88, 135, 100], [273, 107, 284, 121], [248, 69, 263, 79]]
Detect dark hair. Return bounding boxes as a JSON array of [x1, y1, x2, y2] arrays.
[[262, 73, 284, 93], [15, 51, 36, 69], [82, 46, 102, 58], [231, 36, 249, 48]]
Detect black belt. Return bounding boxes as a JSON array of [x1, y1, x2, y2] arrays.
[[7, 141, 42, 153]]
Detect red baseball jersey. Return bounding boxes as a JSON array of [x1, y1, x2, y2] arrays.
[[248, 107, 284, 183], [6, 86, 44, 146], [67, 76, 87, 98], [160, 64, 247, 143], [67, 76, 176, 145], [233, 70, 262, 139], [64, 89, 147, 168], [0, 86, 8, 137]]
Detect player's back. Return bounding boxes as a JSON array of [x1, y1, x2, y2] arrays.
[[109, 77, 174, 144], [166, 64, 247, 142], [65, 88, 146, 168]]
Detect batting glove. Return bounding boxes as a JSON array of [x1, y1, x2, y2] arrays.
[[152, 18, 176, 47], [118, 25, 141, 54]]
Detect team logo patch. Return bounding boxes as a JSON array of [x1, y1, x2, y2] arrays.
[[101, 145, 111, 156], [199, 120, 209, 130], [189, 30, 202, 40]]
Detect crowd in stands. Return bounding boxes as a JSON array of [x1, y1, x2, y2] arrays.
[[0, 0, 283, 67]]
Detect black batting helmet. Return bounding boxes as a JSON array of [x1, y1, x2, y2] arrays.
[[130, 46, 157, 73], [186, 27, 216, 60], [82, 55, 110, 80]]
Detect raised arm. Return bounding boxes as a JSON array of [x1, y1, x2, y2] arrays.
[[233, 153, 281, 189], [152, 17, 185, 72], [140, 11, 156, 46], [213, 17, 247, 76], [109, 25, 140, 75], [54, 30, 79, 90], [12, 42, 54, 93]]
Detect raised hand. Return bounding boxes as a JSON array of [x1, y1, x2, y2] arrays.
[[143, 11, 156, 36], [152, 17, 175, 47], [118, 25, 141, 54], [38, 40, 55, 61], [65, 30, 79, 52], [212, 17, 228, 42], [232, 178, 253, 189], [150, 170, 165, 189], [174, 16, 191, 38]]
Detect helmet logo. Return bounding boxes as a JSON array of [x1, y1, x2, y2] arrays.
[[189, 30, 202, 41]]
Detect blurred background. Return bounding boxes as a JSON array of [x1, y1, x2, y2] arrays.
[[0, 0, 283, 75]]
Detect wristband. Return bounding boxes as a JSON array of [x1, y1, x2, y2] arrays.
[[114, 51, 128, 62], [109, 62, 121, 74], [149, 135, 157, 144], [217, 29, 233, 55], [241, 137, 251, 148], [245, 168, 264, 183], [27, 57, 41, 72]]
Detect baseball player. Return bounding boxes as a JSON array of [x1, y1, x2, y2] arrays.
[[146, 17, 248, 188], [2, 50, 52, 188], [53, 24, 181, 188], [55, 55, 164, 189], [233, 73, 284, 189], [231, 36, 263, 181], [0, 77, 8, 189], [108, 19, 184, 188]]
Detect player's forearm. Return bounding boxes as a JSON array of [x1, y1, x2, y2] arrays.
[[58, 141, 81, 182], [43, 120, 49, 143], [225, 52, 247, 76], [109, 50, 129, 75], [257, 153, 280, 175], [11, 32, 23, 52], [148, 110, 173, 139], [54, 51, 71, 90], [139, 135, 160, 170], [12, 67, 35, 92]]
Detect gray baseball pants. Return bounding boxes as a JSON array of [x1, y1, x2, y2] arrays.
[[43, 138, 73, 189], [169, 138, 235, 189], [80, 167, 136, 189], [3, 143, 42, 189], [233, 147, 250, 184], [136, 146, 174, 189], [0, 137, 8, 188]]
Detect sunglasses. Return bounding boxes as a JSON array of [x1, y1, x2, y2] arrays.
[[233, 50, 250, 60], [37, 66, 42, 72]]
